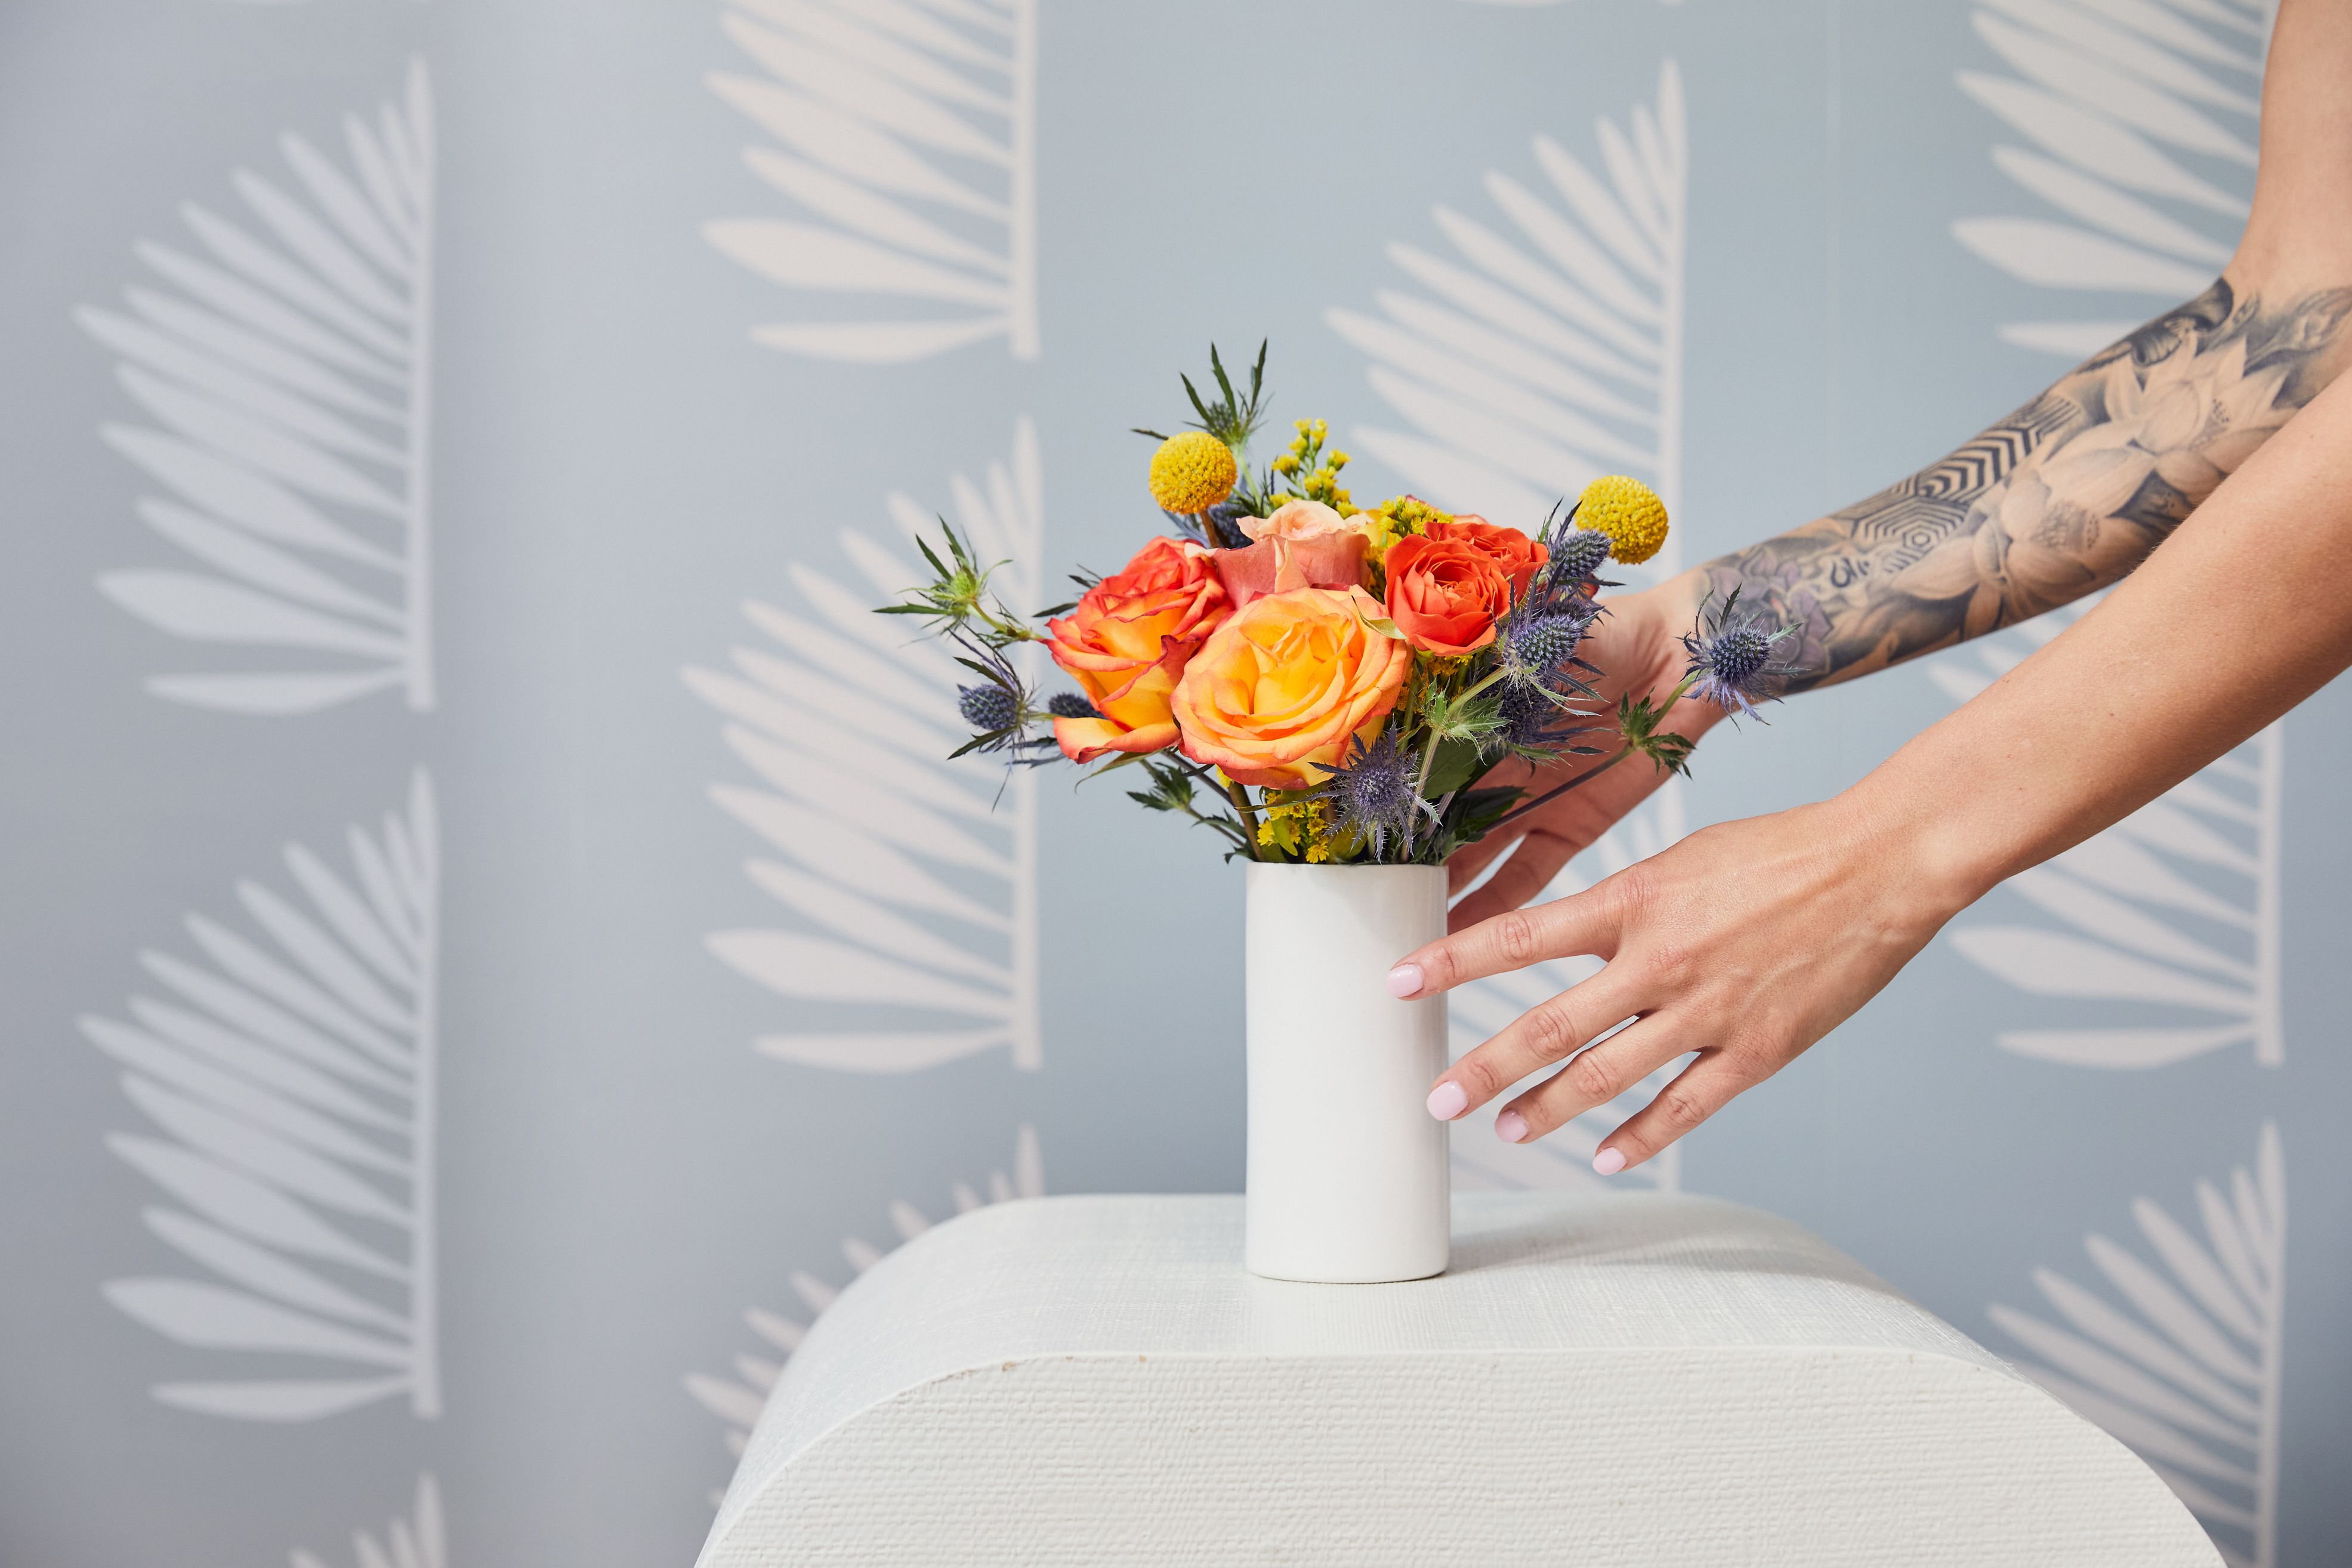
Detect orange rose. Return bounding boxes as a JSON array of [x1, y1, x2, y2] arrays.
[[1047, 536, 1230, 763], [1171, 585, 1409, 788], [1212, 499, 1371, 610], [1382, 532, 1514, 657], [1428, 516, 1547, 602]]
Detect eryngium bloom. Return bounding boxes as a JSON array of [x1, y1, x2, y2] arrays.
[[1311, 726, 1431, 860], [1681, 589, 1795, 718], [1047, 692, 1099, 719], [958, 682, 1018, 733]]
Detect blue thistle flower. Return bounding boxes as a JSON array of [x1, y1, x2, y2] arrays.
[[1047, 692, 1098, 720], [1311, 727, 1433, 861], [1546, 527, 1612, 584], [958, 683, 1018, 733], [1500, 610, 1592, 689], [1495, 680, 1595, 752], [1681, 589, 1796, 719]]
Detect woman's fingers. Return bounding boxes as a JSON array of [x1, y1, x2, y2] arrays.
[[1447, 828, 1580, 931], [1423, 968, 1646, 1118], [1393, 882, 1621, 998], [1489, 1016, 1684, 1146], [1592, 1050, 1768, 1172]]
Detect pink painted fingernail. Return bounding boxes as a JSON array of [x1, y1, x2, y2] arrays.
[[1426, 1081, 1468, 1121], [1495, 1110, 1529, 1143], [1592, 1147, 1626, 1175], [1385, 964, 1423, 999]]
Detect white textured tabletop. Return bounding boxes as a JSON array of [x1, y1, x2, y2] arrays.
[[700, 1193, 2218, 1567]]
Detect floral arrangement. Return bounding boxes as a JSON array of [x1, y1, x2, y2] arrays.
[[887, 344, 1782, 865]]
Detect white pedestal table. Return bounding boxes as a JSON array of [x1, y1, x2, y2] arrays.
[[697, 1192, 2218, 1566]]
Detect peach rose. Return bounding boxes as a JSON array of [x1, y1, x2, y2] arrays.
[[1171, 585, 1409, 788], [1047, 536, 1230, 763], [1382, 532, 1514, 657], [1213, 499, 1371, 610], [1428, 515, 1547, 602]]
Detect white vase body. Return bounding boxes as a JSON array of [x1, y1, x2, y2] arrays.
[[1244, 862, 1450, 1282]]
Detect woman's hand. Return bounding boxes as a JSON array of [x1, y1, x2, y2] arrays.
[[1447, 571, 1718, 930], [1395, 793, 1969, 1172]]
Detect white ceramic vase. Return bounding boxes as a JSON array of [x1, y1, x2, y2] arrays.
[[1243, 862, 1450, 1283]]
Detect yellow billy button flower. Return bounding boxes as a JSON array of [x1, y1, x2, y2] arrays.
[[1149, 431, 1239, 514], [1578, 474, 1670, 565]]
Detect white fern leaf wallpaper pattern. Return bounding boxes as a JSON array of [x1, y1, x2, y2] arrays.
[[683, 419, 1044, 1073], [684, 1123, 1044, 1487], [1951, 0, 2268, 358], [81, 58, 437, 715], [88, 772, 443, 1421], [1330, 57, 1687, 573], [1991, 1123, 2285, 1567], [703, 0, 1039, 364], [1932, 615, 2281, 1073], [290, 1475, 447, 1568], [1335, 63, 1692, 1193]]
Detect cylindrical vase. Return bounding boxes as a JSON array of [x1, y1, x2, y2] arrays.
[[1243, 862, 1450, 1283]]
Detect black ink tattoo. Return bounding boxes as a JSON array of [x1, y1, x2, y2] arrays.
[[1704, 279, 2352, 692]]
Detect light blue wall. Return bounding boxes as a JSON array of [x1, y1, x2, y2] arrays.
[[1, 1, 2341, 1564]]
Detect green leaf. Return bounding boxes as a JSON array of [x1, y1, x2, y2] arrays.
[[1422, 736, 1488, 799]]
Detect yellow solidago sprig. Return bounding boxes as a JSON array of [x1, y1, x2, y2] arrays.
[[1276, 418, 1355, 516], [1149, 430, 1239, 515], [1576, 474, 1670, 565], [1356, 494, 1452, 560], [1254, 791, 1354, 863]]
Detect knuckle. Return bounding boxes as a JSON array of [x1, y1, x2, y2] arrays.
[[1524, 996, 1586, 1061], [1646, 940, 1694, 987], [1566, 1048, 1619, 1106], [1609, 864, 1660, 919], [1492, 909, 1543, 967], [1653, 1084, 1715, 1134]]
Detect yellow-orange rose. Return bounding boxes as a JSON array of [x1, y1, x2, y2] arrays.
[[1171, 585, 1409, 788], [1047, 536, 1230, 763], [1214, 499, 1371, 610]]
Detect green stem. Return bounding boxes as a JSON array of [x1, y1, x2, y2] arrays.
[[1225, 776, 1264, 860]]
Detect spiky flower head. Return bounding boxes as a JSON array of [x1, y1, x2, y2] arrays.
[[958, 682, 1017, 733], [1681, 588, 1796, 720], [1496, 680, 1596, 753], [1547, 527, 1612, 583], [1311, 726, 1431, 862], [1577, 475, 1669, 565], [1150, 431, 1239, 515], [1507, 612, 1589, 676], [1047, 692, 1098, 720]]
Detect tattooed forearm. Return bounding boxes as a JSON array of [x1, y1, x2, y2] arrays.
[[1703, 279, 2352, 692]]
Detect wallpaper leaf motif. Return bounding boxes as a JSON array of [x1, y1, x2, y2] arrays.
[[1329, 57, 1687, 573], [1952, 0, 2267, 357], [88, 773, 443, 1421], [703, 0, 1039, 363], [684, 1123, 1044, 1496], [1929, 573, 2280, 1068], [81, 57, 437, 714], [683, 419, 1044, 1073], [290, 1476, 447, 1568], [1991, 1123, 2285, 1568], [1335, 64, 1692, 1192]]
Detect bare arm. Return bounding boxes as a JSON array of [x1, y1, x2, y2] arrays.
[[1408, 358, 2352, 1170], [1409, 0, 2352, 1166], [1705, 277, 2350, 690], [1448, 0, 2352, 923]]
